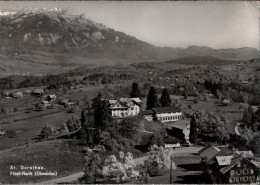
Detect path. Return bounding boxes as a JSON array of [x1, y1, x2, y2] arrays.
[[40, 146, 202, 184]]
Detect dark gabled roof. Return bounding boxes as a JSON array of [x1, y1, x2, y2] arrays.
[[216, 147, 233, 156], [166, 128, 186, 143], [206, 147, 233, 164], [170, 119, 190, 130], [198, 145, 221, 160], [140, 110, 154, 115], [219, 153, 259, 174], [152, 106, 181, 114], [164, 136, 182, 144]]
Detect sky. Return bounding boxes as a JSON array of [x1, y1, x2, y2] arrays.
[[0, 1, 259, 50]]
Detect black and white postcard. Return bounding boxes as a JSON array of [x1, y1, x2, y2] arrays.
[[0, 1, 259, 184]]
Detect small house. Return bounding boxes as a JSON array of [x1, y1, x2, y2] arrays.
[[32, 89, 44, 96], [166, 119, 190, 143], [140, 110, 154, 122], [164, 135, 182, 148], [46, 95, 56, 102], [241, 80, 249, 85], [13, 92, 23, 98], [222, 99, 231, 106]]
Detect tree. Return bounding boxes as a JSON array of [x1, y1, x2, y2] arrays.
[[81, 103, 95, 145], [197, 112, 229, 143], [160, 88, 171, 107], [147, 132, 164, 148], [66, 116, 81, 132], [242, 107, 253, 127], [189, 115, 198, 144], [119, 116, 140, 140], [102, 152, 139, 183], [144, 145, 176, 176], [92, 92, 112, 130], [81, 153, 102, 183], [40, 124, 57, 138], [146, 87, 159, 110], [129, 82, 141, 98], [35, 103, 44, 111]]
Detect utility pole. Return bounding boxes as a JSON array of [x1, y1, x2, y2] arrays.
[[170, 155, 173, 184]]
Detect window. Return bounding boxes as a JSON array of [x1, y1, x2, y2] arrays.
[[236, 177, 240, 183], [237, 162, 241, 167], [230, 170, 235, 176], [243, 169, 248, 175], [229, 177, 234, 183], [250, 169, 254, 174], [243, 176, 248, 182], [236, 170, 241, 175], [249, 176, 255, 181]]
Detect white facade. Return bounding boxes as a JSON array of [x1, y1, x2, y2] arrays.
[[165, 143, 180, 148], [157, 112, 182, 123], [110, 98, 141, 118]]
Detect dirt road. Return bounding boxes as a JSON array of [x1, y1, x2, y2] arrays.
[[40, 146, 202, 184]]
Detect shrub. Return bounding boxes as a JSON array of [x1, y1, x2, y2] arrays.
[[40, 124, 57, 138], [67, 106, 76, 113]]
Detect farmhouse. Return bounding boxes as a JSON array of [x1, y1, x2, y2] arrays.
[[46, 95, 56, 101], [109, 98, 141, 118], [250, 105, 259, 113], [164, 135, 182, 148], [166, 119, 190, 143], [222, 99, 231, 106], [140, 110, 154, 122], [198, 145, 260, 184], [32, 89, 44, 96]]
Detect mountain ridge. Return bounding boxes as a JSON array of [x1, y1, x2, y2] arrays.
[[0, 9, 258, 71]]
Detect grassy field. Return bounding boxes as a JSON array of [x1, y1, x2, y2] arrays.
[[0, 109, 80, 150], [0, 139, 84, 184]]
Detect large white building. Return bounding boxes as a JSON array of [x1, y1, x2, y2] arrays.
[[153, 107, 182, 122], [109, 98, 141, 118], [141, 106, 182, 123]]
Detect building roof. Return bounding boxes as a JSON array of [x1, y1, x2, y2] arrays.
[[186, 96, 195, 101], [119, 97, 141, 104], [130, 98, 142, 103], [109, 100, 117, 104], [152, 106, 181, 114], [198, 145, 221, 160], [140, 110, 154, 115], [171, 119, 190, 130], [222, 99, 231, 104], [235, 150, 254, 158], [204, 147, 233, 164], [216, 156, 233, 166], [33, 89, 44, 94], [219, 156, 244, 174], [164, 136, 182, 144]]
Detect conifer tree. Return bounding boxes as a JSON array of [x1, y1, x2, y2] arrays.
[[92, 92, 111, 130], [146, 87, 159, 110], [189, 115, 198, 144], [160, 88, 172, 107], [129, 82, 141, 98]]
